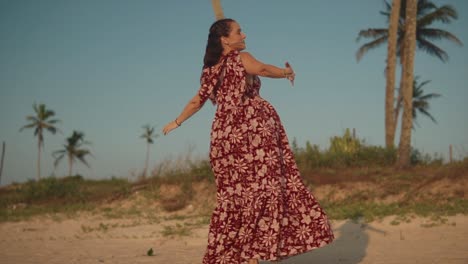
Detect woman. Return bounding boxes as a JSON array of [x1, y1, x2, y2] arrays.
[[163, 18, 334, 264]]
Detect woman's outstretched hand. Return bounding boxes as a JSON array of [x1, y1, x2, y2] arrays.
[[162, 120, 179, 135], [285, 62, 295, 86]]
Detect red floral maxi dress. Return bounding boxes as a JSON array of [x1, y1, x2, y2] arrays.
[[199, 50, 334, 263]]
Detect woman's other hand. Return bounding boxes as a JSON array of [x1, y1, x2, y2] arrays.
[[285, 62, 295, 86], [162, 120, 179, 135]]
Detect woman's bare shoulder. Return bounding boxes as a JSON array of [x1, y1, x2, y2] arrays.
[[239, 52, 259, 66], [239, 51, 254, 59]]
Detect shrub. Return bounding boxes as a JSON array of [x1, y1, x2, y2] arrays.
[[293, 130, 397, 169], [20, 176, 85, 203]]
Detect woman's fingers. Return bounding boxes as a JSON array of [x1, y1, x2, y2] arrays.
[[162, 122, 173, 135], [163, 121, 180, 135], [285, 62, 294, 86]]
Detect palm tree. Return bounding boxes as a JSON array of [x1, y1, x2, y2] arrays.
[[357, 0, 462, 62], [140, 125, 159, 178], [398, 0, 418, 168], [411, 77, 441, 127], [211, 0, 225, 20], [53, 131, 92, 176], [356, 0, 462, 146], [384, 0, 402, 148], [20, 103, 60, 180]]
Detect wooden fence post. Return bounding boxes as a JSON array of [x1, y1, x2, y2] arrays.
[[0, 141, 5, 185], [449, 144, 453, 163]]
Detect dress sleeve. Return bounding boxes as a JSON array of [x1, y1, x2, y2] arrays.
[[198, 68, 215, 105]]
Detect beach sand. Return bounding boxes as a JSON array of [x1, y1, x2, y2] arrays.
[[1, 214, 467, 264]]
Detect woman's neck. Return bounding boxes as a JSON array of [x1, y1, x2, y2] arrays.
[[222, 47, 235, 56]]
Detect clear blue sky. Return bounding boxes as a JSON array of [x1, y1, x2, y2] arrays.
[[1, 0, 467, 185]]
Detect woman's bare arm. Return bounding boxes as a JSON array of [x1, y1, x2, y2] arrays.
[[162, 92, 204, 135], [240, 52, 294, 79]]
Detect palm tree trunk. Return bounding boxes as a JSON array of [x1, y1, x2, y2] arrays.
[[397, 0, 418, 168], [394, 70, 404, 126], [392, 44, 406, 139], [385, 0, 401, 149], [37, 139, 41, 180], [211, 0, 224, 20], [68, 154, 73, 176], [389, 26, 406, 138], [144, 143, 150, 179]]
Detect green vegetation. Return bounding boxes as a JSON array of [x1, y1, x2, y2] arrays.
[[0, 175, 130, 221], [0, 134, 466, 231], [161, 223, 192, 237], [323, 196, 468, 223], [292, 129, 443, 172]]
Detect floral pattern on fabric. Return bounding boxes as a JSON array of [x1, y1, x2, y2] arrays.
[[200, 51, 334, 263]]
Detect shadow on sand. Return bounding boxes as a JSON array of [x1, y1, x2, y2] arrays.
[[261, 220, 386, 264]]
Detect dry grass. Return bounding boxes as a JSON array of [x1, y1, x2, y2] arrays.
[[0, 158, 466, 225]]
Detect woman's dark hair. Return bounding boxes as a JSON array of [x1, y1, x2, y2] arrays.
[[203, 18, 235, 68]]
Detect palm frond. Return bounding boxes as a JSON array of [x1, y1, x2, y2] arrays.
[[356, 28, 388, 42], [44, 110, 56, 119], [53, 148, 67, 156], [76, 149, 91, 156], [68, 131, 85, 146], [356, 36, 388, 61], [416, 37, 449, 62], [418, 93, 441, 100], [76, 150, 92, 168], [19, 123, 36, 132], [380, 10, 391, 19], [418, 107, 438, 123], [379, 0, 392, 21], [48, 119, 61, 124], [53, 153, 66, 168], [33, 103, 40, 114], [356, 0, 461, 64], [412, 106, 421, 129], [411, 75, 441, 127], [418, 5, 458, 27], [413, 89, 423, 98], [37, 104, 46, 119], [77, 156, 91, 168], [418, 28, 463, 46], [140, 124, 158, 144], [23, 103, 60, 137], [53, 130, 92, 172], [417, 0, 438, 17], [26, 116, 38, 122], [46, 126, 58, 134], [413, 100, 429, 109], [417, 79, 431, 88]]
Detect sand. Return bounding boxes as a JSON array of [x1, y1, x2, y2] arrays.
[[1, 214, 467, 264]]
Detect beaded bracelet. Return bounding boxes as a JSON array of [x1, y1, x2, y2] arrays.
[[175, 118, 181, 127]]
